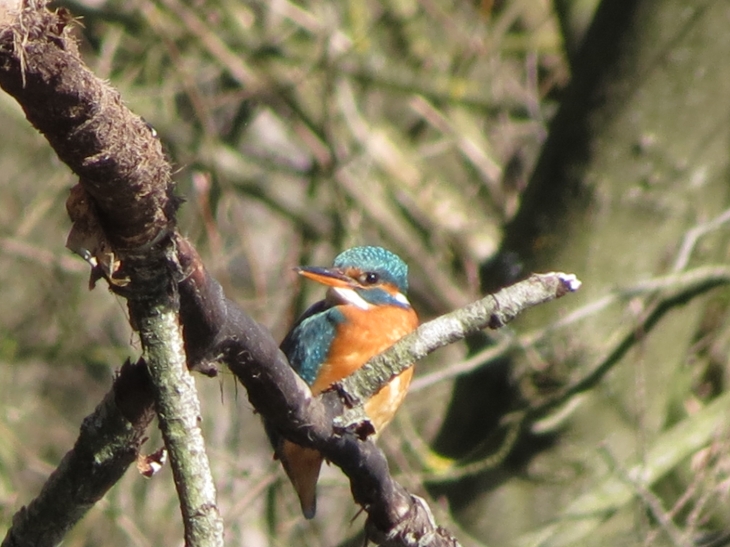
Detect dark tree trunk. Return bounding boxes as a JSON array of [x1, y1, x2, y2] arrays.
[[433, 1, 730, 543]]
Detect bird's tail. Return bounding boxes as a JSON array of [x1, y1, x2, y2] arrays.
[[278, 440, 323, 519]]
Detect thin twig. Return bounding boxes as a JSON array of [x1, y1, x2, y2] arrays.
[[529, 266, 730, 421], [672, 207, 730, 272], [598, 445, 686, 547]]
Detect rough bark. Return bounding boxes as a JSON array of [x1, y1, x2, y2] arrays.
[[1, 359, 155, 547], [0, 2, 585, 545]]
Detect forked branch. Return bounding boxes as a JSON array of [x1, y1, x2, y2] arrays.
[[0, 3, 579, 546]]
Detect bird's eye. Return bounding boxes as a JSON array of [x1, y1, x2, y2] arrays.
[[360, 272, 379, 285]]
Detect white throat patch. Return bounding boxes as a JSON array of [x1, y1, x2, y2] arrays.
[[330, 287, 372, 310], [328, 286, 411, 309], [392, 291, 411, 306]]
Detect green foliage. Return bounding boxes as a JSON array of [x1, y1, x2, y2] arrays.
[[4, 0, 730, 546]]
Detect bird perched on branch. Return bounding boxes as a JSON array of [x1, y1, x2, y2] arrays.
[[271, 246, 419, 519]]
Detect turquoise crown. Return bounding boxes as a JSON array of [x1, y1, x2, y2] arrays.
[[333, 246, 409, 294]]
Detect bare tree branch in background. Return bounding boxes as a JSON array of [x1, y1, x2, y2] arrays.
[[0, 3, 582, 546]]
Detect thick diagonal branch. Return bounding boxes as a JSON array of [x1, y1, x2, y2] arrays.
[[0, 3, 580, 546], [0, 3, 458, 545], [0, 3, 221, 546]]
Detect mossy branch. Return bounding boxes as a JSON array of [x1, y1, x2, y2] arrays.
[[1, 360, 155, 547], [130, 277, 224, 547], [334, 272, 580, 429], [0, 3, 222, 546], [0, 2, 583, 546]]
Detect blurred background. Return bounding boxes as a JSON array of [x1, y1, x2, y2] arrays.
[[2, 0, 730, 546]]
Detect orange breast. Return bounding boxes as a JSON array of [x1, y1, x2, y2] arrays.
[[310, 304, 419, 431]]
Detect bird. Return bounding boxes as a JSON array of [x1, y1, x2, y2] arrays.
[[271, 245, 419, 519]]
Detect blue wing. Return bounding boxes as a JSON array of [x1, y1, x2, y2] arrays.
[[266, 300, 345, 450], [280, 300, 345, 385]]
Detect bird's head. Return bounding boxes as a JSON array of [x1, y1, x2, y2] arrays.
[[296, 246, 410, 309]]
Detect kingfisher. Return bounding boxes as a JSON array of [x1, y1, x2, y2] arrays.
[[271, 246, 419, 519]]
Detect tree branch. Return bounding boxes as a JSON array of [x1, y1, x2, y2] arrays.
[[528, 265, 730, 421], [336, 272, 580, 417], [175, 236, 454, 545], [0, 3, 222, 546], [1, 359, 155, 547], [0, 3, 581, 546], [130, 264, 224, 547]]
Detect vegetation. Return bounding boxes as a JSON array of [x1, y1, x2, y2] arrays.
[[1, 0, 729, 546]]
